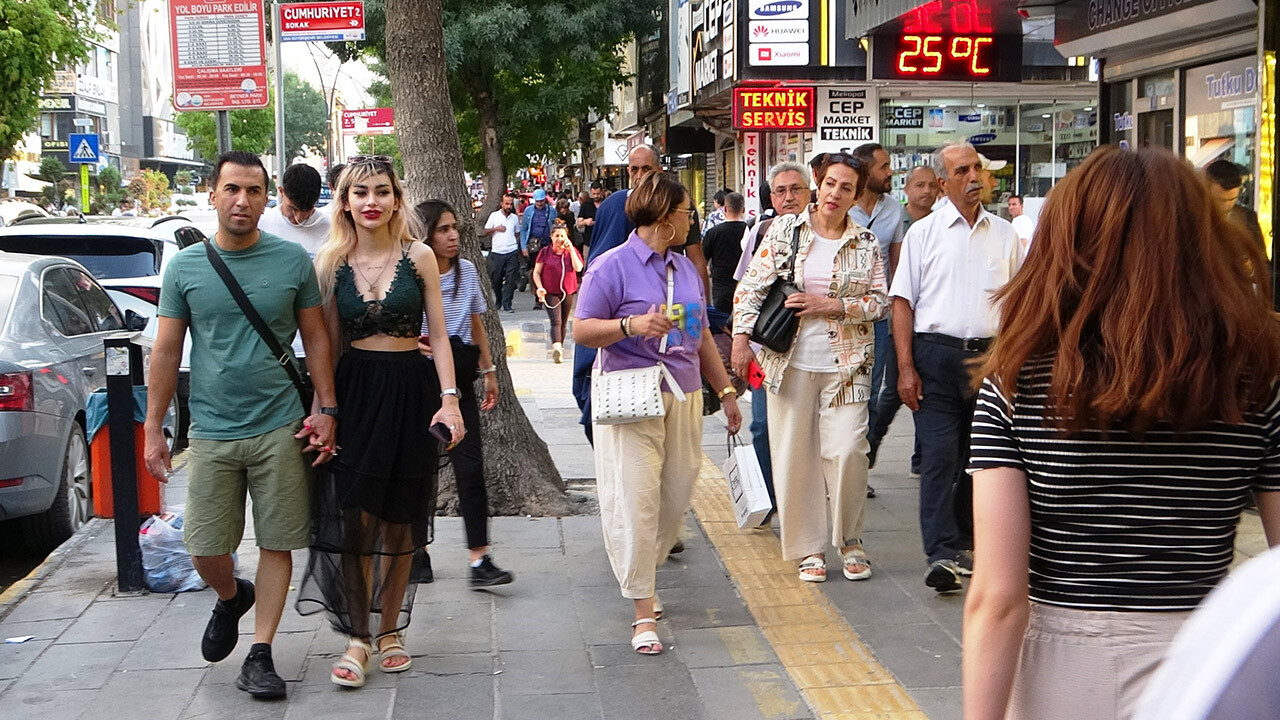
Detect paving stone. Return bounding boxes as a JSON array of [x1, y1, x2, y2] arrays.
[[675, 626, 779, 669], [118, 595, 220, 670], [656, 585, 754, 630], [906, 687, 963, 720], [0, 637, 53, 681], [848, 622, 963, 690], [3, 590, 97, 624], [401, 602, 493, 655], [202, 629, 316, 685], [690, 665, 812, 720], [181, 682, 288, 720], [0, 617, 73, 642], [490, 517, 563, 549], [79, 668, 205, 720], [594, 661, 703, 720], [497, 649, 595, 695], [587, 642, 689, 668], [495, 594, 585, 651], [57, 593, 169, 644], [500, 692, 604, 720], [1, 687, 99, 720], [394, 672, 493, 719], [285, 686, 395, 720], [572, 588, 635, 646], [407, 652, 496, 677], [7, 641, 131, 692], [821, 575, 934, 629]]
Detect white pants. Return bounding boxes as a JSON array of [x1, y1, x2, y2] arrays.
[[768, 368, 870, 561], [594, 391, 704, 599]]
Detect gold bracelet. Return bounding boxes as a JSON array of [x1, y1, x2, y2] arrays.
[[717, 386, 736, 399]]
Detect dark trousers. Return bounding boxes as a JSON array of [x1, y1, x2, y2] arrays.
[[572, 343, 595, 445], [488, 250, 520, 311], [544, 294, 574, 344], [449, 386, 488, 549], [910, 337, 979, 564], [867, 327, 921, 469], [750, 387, 775, 503]]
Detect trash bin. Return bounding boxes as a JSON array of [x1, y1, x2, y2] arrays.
[[86, 387, 164, 518]]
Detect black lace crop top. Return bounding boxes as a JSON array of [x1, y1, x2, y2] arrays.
[[335, 248, 425, 340]]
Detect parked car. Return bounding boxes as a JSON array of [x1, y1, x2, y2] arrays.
[[0, 216, 207, 447], [0, 252, 177, 551]]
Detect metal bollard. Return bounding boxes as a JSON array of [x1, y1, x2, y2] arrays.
[[104, 334, 145, 593]]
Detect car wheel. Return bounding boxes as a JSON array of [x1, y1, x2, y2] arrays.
[[22, 425, 92, 552]]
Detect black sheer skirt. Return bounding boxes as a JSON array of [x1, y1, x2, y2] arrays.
[[296, 348, 441, 638]]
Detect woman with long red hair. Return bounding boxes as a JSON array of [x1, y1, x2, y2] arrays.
[[962, 146, 1280, 720]]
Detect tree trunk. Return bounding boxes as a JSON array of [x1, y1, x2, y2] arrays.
[[473, 85, 508, 221], [384, 0, 574, 517]]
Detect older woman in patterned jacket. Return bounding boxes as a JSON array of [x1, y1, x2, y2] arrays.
[[730, 153, 888, 584]]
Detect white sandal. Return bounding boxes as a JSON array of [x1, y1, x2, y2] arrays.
[[840, 545, 872, 581], [377, 632, 413, 673], [798, 555, 827, 583], [331, 638, 373, 688], [631, 618, 662, 655]]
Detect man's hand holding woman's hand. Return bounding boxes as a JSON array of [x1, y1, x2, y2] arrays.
[[297, 414, 338, 466]]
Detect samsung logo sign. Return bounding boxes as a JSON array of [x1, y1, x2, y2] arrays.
[[748, 0, 808, 20]]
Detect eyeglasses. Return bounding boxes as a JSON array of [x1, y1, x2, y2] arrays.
[[347, 154, 393, 170], [771, 185, 807, 198], [672, 206, 697, 219]]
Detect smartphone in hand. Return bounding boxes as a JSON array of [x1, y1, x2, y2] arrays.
[[747, 360, 765, 390], [429, 422, 452, 445]]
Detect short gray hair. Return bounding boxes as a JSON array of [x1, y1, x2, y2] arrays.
[[768, 161, 808, 186], [932, 140, 977, 177]]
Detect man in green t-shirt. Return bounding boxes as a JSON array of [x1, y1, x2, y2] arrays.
[[143, 151, 337, 700]]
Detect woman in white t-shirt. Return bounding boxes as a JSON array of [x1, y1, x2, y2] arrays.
[[731, 154, 889, 584]]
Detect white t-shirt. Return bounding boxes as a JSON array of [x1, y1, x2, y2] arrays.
[[486, 210, 519, 254], [258, 205, 332, 258], [788, 234, 843, 372]]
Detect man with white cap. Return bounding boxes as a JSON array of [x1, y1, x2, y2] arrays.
[[977, 153, 1006, 205]]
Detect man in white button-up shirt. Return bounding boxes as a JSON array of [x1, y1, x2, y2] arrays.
[[888, 141, 1019, 594]]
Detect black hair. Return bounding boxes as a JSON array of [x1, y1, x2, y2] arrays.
[[1009, 194, 1024, 202], [281, 163, 322, 211], [724, 191, 745, 214], [713, 188, 728, 206], [590, 181, 603, 190], [851, 142, 885, 166], [212, 151, 269, 188], [1205, 159, 1245, 190], [413, 199, 462, 299], [326, 163, 346, 190]]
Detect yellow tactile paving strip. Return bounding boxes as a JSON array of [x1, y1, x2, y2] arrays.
[[690, 456, 929, 720]]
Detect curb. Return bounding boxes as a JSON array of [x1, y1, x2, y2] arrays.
[[0, 517, 108, 622]]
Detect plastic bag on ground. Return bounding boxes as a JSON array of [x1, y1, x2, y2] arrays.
[[140, 510, 206, 593]]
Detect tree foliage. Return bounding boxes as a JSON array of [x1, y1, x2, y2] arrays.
[[173, 73, 328, 161], [127, 169, 171, 212], [330, 0, 657, 177], [0, 0, 100, 161]]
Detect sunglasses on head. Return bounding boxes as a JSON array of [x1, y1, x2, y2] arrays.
[[809, 152, 864, 171], [347, 154, 394, 171]]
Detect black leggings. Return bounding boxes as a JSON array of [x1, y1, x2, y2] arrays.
[[544, 294, 574, 344], [450, 387, 488, 549]]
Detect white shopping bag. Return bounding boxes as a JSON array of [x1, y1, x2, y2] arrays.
[[723, 434, 772, 529]]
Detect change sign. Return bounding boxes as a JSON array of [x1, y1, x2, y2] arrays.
[[280, 1, 366, 42], [811, 86, 879, 158]]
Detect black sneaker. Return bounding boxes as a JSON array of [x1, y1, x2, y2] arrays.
[[867, 443, 879, 469], [866, 485, 877, 498], [955, 551, 974, 577], [470, 555, 514, 588], [925, 560, 963, 594], [202, 578, 255, 663], [669, 539, 685, 554], [236, 644, 286, 699], [411, 548, 434, 584]]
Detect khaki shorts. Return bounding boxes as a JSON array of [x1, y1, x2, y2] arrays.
[[184, 420, 311, 556]]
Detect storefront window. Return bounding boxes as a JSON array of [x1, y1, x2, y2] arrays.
[[1106, 80, 1134, 147], [1184, 56, 1259, 208], [1136, 72, 1176, 150], [1019, 103, 1055, 198], [1054, 102, 1098, 178]]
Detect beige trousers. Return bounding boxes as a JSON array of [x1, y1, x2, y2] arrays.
[[1007, 603, 1190, 720], [594, 391, 704, 599], [767, 368, 871, 561]]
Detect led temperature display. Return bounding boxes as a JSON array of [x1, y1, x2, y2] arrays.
[[870, 0, 1022, 83]]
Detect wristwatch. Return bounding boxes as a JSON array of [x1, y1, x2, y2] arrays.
[[320, 406, 340, 418], [440, 388, 460, 398]]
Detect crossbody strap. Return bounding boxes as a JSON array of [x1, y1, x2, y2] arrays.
[[786, 223, 801, 282], [202, 238, 310, 410]]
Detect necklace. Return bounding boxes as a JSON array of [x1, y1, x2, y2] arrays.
[[352, 242, 398, 296]]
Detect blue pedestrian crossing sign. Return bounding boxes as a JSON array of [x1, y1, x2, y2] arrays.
[[69, 134, 100, 164]]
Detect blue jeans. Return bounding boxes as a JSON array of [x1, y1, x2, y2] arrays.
[[750, 387, 775, 504], [572, 343, 595, 445], [868, 319, 889, 426], [910, 337, 978, 564], [867, 328, 921, 469]]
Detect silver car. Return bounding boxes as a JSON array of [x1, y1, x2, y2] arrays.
[[0, 252, 176, 552]]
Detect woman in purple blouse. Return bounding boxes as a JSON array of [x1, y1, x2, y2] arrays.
[[573, 172, 742, 656]]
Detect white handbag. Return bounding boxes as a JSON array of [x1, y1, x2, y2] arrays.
[[592, 265, 688, 425]]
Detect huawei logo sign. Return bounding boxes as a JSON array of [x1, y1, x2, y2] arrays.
[[752, 25, 769, 38]]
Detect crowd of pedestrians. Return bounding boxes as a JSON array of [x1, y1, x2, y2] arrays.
[[135, 138, 1276, 719]]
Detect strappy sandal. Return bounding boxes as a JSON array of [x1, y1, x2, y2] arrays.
[[798, 555, 827, 583], [653, 593, 663, 620], [376, 632, 413, 673], [331, 638, 373, 688], [840, 545, 872, 581], [631, 618, 663, 655]]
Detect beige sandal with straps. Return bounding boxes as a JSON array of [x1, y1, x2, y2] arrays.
[[377, 632, 413, 673], [332, 638, 373, 688]]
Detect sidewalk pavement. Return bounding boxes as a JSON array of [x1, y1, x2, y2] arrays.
[[0, 293, 1269, 720]]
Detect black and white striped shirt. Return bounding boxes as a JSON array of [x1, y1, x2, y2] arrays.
[[422, 258, 486, 344], [969, 356, 1280, 611]]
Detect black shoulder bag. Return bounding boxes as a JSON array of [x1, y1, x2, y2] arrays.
[[203, 238, 314, 413], [749, 223, 803, 353]]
